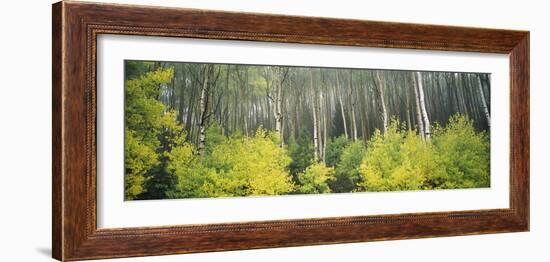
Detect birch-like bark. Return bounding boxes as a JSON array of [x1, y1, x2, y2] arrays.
[[198, 66, 210, 155], [271, 68, 287, 146], [350, 71, 358, 141], [375, 71, 388, 133], [319, 92, 325, 162], [362, 76, 370, 139], [416, 71, 431, 139], [413, 73, 425, 140], [310, 70, 319, 162], [477, 75, 491, 127], [336, 71, 348, 138], [323, 91, 328, 163]]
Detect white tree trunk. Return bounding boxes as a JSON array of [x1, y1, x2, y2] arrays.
[[413, 73, 425, 140], [198, 67, 210, 155], [310, 70, 319, 162], [322, 93, 328, 163], [350, 103, 357, 141], [477, 76, 491, 127], [338, 96, 348, 138], [416, 72, 431, 139], [350, 71, 358, 141], [336, 72, 348, 138], [270, 68, 285, 146], [375, 71, 388, 133], [319, 92, 325, 162], [280, 110, 285, 147]]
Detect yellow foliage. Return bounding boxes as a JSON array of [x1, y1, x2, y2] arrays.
[[359, 116, 489, 192], [296, 163, 335, 194], [359, 121, 435, 192], [210, 128, 295, 196], [124, 129, 159, 200]]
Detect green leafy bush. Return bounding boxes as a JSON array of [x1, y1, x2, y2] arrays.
[[124, 67, 178, 200], [329, 140, 366, 193], [208, 128, 295, 196], [296, 163, 335, 194], [166, 128, 295, 198], [287, 130, 315, 178], [429, 115, 490, 189], [358, 121, 435, 192], [325, 135, 351, 167], [358, 116, 490, 192]]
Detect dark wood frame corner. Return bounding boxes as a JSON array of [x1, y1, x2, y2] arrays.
[[52, 1, 529, 261]]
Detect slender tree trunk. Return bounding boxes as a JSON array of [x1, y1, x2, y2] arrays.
[[362, 72, 370, 139], [375, 71, 388, 133], [370, 91, 377, 134], [477, 75, 491, 127], [336, 71, 348, 138], [289, 77, 297, 143], [457, 73, 468, 115], [323, 92, 328, 162], [413, 73, 425, 140], [185, 70, 198, 142], [232, 84, 238, 133], [295, 92, 301, 139], [222, 65, 230, 127], [350, 71, 358, 140], [415, 72, 431, 139], [310, 70, 319, 162], [405, 78, 412, 131], [280, 107, 285, 147], [170, 73, 177, 110], [265, 75, 272, 130], [244, 69, 250, 136], [319, 92, 325, 162], [452, 73, 463, 114], [198, 66, 210, 155], [275, 79, 283, 140], [178, 65, 186, 123]]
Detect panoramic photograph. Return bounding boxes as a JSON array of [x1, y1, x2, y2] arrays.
[[124, 60, 491, 201]]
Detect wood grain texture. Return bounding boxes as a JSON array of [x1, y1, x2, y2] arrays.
[[52, 1, 530, 261], [52, 2, 63, 260], [509, 35, 530, 227]]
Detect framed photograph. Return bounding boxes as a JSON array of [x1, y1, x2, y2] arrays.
[[52, 1, 529, 261]]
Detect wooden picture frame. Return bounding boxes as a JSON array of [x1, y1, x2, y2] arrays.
[[52, 1, 529, 261]]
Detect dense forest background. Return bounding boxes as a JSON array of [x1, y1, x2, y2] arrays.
[[124, 60, 491, 200]]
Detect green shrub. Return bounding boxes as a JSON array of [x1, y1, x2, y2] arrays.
[[429, 115, 490, 189], [296, 163, 335, 194], [329, 140, 366, 193], [358, 121, 436, 192], [325, 135, 351, 167]]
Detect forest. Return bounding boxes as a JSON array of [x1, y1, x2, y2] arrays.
[[124, 60, 491, 200]]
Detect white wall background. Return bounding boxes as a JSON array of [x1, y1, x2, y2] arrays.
[[0, 0, 546, 261]]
